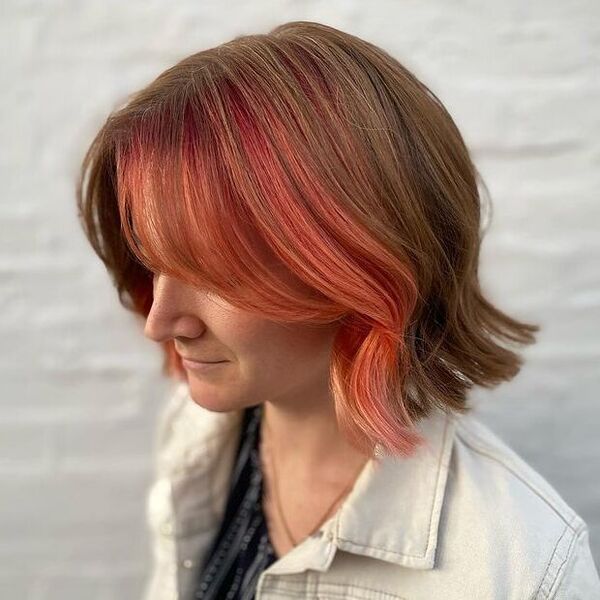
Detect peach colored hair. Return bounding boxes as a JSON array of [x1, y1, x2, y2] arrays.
[[76, 21, 539, 460]]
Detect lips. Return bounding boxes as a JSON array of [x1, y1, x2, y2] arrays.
[[181, 357, 228, 373], [179, 354, 227, 364], [181, 357, 225, 364]]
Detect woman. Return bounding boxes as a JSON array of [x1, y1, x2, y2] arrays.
[[76, 20, 600, 600]]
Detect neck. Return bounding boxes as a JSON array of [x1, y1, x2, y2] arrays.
[[260, 388, 371, 483]]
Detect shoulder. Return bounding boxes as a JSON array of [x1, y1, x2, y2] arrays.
[[451, 410, 581, 529], [440, 410, 600, 597]]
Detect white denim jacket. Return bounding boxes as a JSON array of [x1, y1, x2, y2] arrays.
[[142, 382, 600, 599]]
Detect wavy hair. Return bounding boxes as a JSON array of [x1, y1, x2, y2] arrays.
[[76, 20, 540, 459]]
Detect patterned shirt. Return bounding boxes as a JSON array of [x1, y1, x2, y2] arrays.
[[192, 404, 279, 599]]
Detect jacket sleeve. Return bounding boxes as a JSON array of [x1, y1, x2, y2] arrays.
[[550, 525, 600, 599]]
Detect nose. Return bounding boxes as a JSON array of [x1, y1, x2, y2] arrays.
[[143, 274, 205, 343]]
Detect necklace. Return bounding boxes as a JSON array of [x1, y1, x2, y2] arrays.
[[260, 411, 368, 547]]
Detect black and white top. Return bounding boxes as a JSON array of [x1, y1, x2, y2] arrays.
[[192, 404, 279, 600]]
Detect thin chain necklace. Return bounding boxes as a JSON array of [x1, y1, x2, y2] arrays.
[[260, 410, 368, 547]]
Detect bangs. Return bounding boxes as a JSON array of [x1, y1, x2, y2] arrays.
[[114, 95, 276, 296]]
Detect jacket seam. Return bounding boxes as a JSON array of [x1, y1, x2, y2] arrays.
[[454, 421, 581, 531], [535, 519, 586, 599], [315, 579, 408, 599]]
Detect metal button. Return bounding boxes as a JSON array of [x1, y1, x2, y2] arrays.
[[160, 521, 174, 536]]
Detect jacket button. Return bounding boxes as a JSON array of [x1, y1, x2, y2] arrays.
[[182, 559, 194, 568], [160, 521, 174, 536]]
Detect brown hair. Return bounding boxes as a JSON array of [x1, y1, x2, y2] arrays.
[[76, 21, 540, 458]]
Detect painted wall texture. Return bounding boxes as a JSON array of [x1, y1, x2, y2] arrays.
[[1, 0, 598, 597]]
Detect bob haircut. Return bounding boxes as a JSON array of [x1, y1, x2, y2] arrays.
[[76, 20, 539, 460]]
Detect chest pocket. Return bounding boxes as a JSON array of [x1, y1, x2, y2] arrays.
[[315, 581, 407, 600]]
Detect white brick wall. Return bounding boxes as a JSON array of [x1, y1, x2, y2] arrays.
[[1, 1, 598, 597]]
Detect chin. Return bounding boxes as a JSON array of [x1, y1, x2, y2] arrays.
[[186, 383, 243, 414], [188, 393, 232, 413]]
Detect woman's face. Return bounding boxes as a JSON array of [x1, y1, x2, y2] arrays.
[[144, 273, 340, 413]]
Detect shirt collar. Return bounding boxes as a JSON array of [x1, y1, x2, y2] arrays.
[[162, 383, 456, 571]]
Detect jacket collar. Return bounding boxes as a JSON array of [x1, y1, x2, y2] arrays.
[[333, 404, 456, 569], [161, 382, 456, 572]]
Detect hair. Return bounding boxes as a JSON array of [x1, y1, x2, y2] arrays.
[[76, 20, 540, 461]]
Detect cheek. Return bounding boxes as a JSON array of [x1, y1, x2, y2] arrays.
[[259, 328, 335, 375], [219, 313, 337, 378]]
